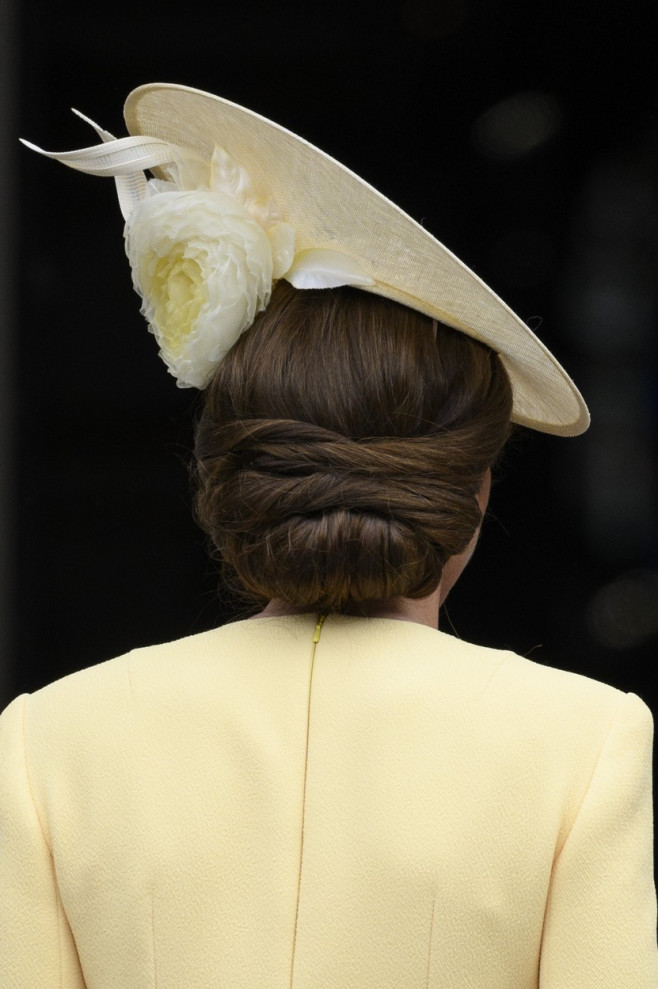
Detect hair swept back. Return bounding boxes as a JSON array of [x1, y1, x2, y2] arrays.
[[194, 281, 513, 611]]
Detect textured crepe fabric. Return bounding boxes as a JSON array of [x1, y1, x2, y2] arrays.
[[1, 614, 656, 988]]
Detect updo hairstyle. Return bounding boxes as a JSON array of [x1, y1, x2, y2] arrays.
[[194, 281, 513, 611]]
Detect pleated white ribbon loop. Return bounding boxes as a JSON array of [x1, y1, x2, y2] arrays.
[[20, 111, 180, 220]]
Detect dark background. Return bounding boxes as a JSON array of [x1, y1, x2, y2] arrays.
[[5, 1, 657, 721]]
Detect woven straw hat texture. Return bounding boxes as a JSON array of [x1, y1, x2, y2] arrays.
[[125, 84, 589, 436]]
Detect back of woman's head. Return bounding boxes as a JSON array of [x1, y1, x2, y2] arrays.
[[194, 281, 513, 611]]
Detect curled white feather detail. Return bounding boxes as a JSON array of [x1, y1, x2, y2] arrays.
[[22, 111, 376, 386]]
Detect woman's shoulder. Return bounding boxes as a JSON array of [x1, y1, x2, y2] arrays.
[[314, 613, 643, 719], [2, 614, 651, 753], [313, 616, 654, 771], [427, 624, 652, 748], [0, 616, 327, 739]]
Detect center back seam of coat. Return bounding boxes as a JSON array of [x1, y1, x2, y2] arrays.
[[289, 615, 325, 988]]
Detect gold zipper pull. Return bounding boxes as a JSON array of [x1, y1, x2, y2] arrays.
[[312, 614, 327, 643]]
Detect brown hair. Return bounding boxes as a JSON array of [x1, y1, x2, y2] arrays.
[[194, 281, 513, 610]]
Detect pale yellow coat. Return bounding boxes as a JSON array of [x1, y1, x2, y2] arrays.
[[1, 614, 656, 987]]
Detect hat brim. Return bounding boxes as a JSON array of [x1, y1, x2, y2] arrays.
[[124, 83, 589, 436]]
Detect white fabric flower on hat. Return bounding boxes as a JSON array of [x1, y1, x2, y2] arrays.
[[22, 116, 374, 390], [126, 183, 285, 388], [124, 146, 296, 389]]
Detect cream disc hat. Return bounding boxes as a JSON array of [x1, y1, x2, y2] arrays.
[[24, 82, 589, 436]]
